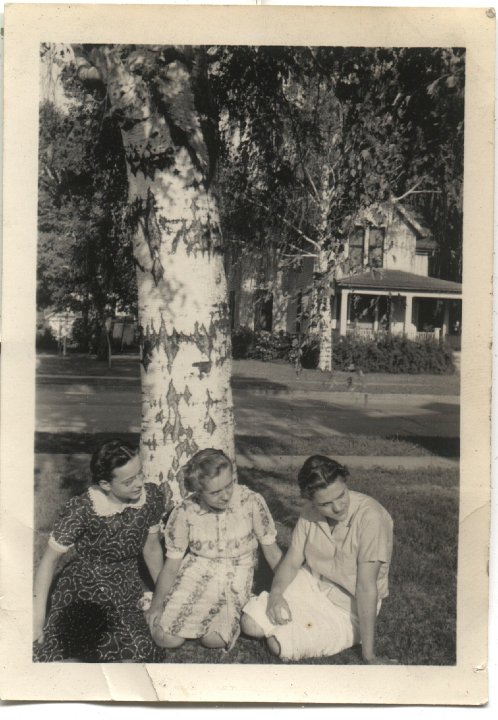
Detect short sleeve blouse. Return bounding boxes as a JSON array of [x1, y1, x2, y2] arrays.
[[164, 484, 277, 560], [290, 490, 393, 601]]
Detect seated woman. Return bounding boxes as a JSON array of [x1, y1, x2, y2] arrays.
[[33, 440, 165, 663], [146, 448, 282, 651], [241, 455, 394, 664]]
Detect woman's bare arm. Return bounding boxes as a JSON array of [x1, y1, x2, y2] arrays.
[[261, 542, 283, 571], [143, 532, 164, 584], [145, 556, 183, 631], [33, 545, 62, 642], [266, 543, 304, 624], [356, 560, 381, 662]]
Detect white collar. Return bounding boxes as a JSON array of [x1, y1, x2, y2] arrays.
[[88, 485, 146, 517]]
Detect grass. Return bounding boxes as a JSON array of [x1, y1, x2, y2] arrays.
[[35, 431, 459, 459], [34, 454, 458, 666], [236, 434, 459, 458]]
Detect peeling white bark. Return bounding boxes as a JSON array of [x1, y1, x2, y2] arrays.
[[315, 248, 333, 373], [131, 166, 235, 504], [87, 46, 236, 507]]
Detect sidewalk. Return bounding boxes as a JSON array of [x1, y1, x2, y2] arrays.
[[36, 354, 460, 397]]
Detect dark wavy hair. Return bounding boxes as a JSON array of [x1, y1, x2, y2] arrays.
[[297, 455, 350, 500], [90, 440, 138, 484], [182, 448, 233, 493]]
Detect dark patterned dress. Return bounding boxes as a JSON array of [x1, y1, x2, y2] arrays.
[[158, 484, 277, 649], [34, 483, 166, 663]]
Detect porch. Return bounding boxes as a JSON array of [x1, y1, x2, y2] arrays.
[[335, 270, 462, 344]]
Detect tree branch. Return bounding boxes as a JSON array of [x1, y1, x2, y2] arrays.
[[392, 178, 429, 202], [243, 195, 322, 251]]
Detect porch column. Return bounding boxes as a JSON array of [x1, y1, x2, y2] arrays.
[[340, 290, 350, 336], [373, 297, 379, 333], [442, 301, 450, 340], [404, 294, 413, 337]]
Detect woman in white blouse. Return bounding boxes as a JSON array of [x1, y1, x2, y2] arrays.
[[242, 455, 395, 663]]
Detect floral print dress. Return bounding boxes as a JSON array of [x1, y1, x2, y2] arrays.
[[34, 483, 166, 663], [158, 484, 277, 648]]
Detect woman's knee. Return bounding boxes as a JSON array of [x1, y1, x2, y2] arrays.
[[267, 636, 281, 657], [151, 627, 185, 649], [241, 612, 265, 638], [200, 632, 226, 649]]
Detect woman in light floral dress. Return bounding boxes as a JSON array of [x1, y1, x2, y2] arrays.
[[146, 449, 282, 650]]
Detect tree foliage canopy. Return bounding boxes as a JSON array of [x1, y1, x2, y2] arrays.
[[37, 44, 465, 335], [38, 57, 137, 330]]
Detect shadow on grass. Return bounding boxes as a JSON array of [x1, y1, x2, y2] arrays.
[[231, 376, 289, 393], [35, 432, 460, 459], [35, 431, 141, 454], [389, 435, 459, 458]]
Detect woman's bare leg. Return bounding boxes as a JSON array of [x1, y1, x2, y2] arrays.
[[267, 636, 281, 657], [151, 626, 185, 649], [200, 632, 226, 649], [240, 612, 265, 638]]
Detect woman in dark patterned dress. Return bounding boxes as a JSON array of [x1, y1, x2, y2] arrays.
[[33, 441, 166, 663]]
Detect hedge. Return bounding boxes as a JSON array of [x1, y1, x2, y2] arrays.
[[231, 326, 455, 374], [332, 334, 455, 374]]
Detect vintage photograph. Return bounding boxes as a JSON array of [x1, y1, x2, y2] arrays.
[[1, 3, 493, 705], [34, 42, 463, 666]]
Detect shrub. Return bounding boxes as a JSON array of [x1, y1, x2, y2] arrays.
[[249, 330, 293, 362], [231, 327, 295, 362], [231, 326, 254, 359], [36, 326, 58, 352], [295, 336, 320, 370], [332, 334, 455, 374]]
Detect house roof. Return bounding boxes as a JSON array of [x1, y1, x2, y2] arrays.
[[415, 237, 437, 252], [337, 269, 462, 295], [394, 203, 430, 238], [394, 204, 437, 252]]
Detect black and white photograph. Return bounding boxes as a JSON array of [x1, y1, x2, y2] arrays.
[[1, 3, 493, 705]]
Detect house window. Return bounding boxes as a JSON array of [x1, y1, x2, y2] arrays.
[[349, 227, 364, 270], [254, 290, 273, 332], [368, 227, 385, 268], [351, 295, 377, 324]]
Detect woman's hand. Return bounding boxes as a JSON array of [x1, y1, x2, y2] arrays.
[[362, 653, 399, 665], [33, 611, 45, 644], [33, 625, 45, 644], [144, 603, 164, 633], [266, 592, 292, 625]]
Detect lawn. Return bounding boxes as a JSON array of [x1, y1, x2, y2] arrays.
[[35, 431, 459, 459], [34, 453, 458, 666]]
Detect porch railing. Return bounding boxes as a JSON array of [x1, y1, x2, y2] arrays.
[[346, 326, 377, 339], [346, 327, 440, 342]]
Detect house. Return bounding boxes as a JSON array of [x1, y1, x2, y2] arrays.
[[227, 201, 463, 346]]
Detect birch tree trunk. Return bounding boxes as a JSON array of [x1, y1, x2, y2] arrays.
[[316, 248, 333, 373], [80, 46, 235, 508], [315, 159, 334, 373]]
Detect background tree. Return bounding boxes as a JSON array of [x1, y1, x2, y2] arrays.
[[38, 72, 137, 356], [215, 47, 465, 370]]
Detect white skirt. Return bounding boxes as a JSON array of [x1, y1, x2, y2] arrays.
[[243, 568, 361, 661]]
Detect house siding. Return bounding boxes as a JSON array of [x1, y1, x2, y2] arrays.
[[384, 210, 418, 273]]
